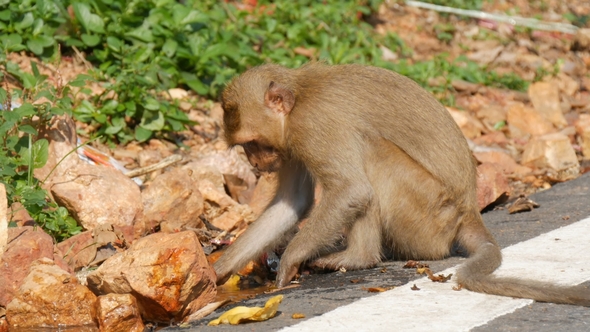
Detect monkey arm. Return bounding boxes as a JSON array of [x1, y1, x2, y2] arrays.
[[213, 161, 314, 284], [275, 180, 373, 287]]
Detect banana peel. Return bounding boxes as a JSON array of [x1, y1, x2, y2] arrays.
[[208, 294, 284, 326]]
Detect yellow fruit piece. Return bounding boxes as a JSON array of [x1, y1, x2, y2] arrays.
[[219, 274, 241, 292], [208, 295, 284, 326]]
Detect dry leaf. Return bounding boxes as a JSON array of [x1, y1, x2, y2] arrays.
[[508, 196, 540, 214], [428, 273, 453, 283], [411, 284, 420, 291], [403, 260, 429, 269], [422, 268, 453, 282], [208, 295, 283, 326], [380, 268, 387, 273], [363, 286, 394, 293], [403, 260, 419, 268], [292, 313, 306, 319]]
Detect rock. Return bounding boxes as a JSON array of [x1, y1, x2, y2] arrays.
[[168, 88, 189, 100], [0, 227, 72, 307], [521, 133, 580, 181], [476, 104, 506, 130], [140, 168, 205, 233], [476, 163, 510, 211], [248, 173, 279, 218], [96, 294, 144, 332], [51, 163, 142, 231], [7, 202, 34, 226], [210, 102, 224, 124], [58, 231, 96, 271], [572, 28, 590, 51], [471, 131, 508, 148], [446, 107, 484, 139], [198, 180, 256, 231], [182, 163, 225, 193], [0, 183, 6, 254], [553, 73, 579, 97], [34, 115, 82, 190], [138, 149, 163, 168], [194, 149, 257, 204], [380, 45, 398, 62], [86, 231, 216, 322], [473, 151, 532, 176], [6, 258, 97, 329], [575, 114, 590, 159], [506, 102, 555, 137], [528, 81, 568, 128], [451, 80, 480, 94], [57, 224, 129, 271], [467, 45, 503, 65], [0, 316, 7, 332]]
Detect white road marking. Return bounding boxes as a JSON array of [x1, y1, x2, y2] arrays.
[[281, 216, 590, 332]]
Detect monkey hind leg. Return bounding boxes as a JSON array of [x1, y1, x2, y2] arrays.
[[456, 213, 590, 306], [311, 204, 383, 270]]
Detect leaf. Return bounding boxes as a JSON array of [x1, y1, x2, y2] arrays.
[[18, 125, 37, 135], [144, 98, 160, 111], [178, 10, 208, 26], [0, 10, 10, 21], [182, 72, 209, 95], [131, 46, 153, 63], [32, 18, 44, 35], [13, 103, 36, 118], [15, 12, 34, 30], [81, 34, 101, 47], [72, 3, 105, 33], [140, 110, 165, 131], [134, 126, 153, 142], [1, 34, 24, 51], [106, 36, 123, 52], [21, 139, 49, 169], [26, 38, 44, 55], [162, 39, 177, 57], [125, 22, 154, 43], [208, 295, 283, 326]]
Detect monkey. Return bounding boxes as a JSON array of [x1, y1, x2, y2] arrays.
[[213, 62, 590, 306]]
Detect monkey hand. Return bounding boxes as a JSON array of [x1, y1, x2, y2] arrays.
[[275, 262, 300, 288]]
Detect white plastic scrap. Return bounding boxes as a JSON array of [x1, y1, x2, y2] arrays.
[[405, 0, 579, 35]]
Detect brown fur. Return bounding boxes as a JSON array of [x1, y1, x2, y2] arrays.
[[215, 62, 590, 306]]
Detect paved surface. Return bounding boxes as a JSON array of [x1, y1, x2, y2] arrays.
[[164, 172, 590, 332]]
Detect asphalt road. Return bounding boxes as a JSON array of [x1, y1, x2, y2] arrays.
[[164, 172, 590, 332]]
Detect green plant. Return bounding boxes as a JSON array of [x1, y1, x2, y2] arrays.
[[0, 56, 82, 241], [0, 0, 66, 57], [434, 23, 456, 43], [388, 54, 528, 105]]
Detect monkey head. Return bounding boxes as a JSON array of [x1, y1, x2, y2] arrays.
[[221, 65, 296, 172]]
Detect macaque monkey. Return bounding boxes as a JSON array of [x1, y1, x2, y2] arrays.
[[214, 62, 590, 306]]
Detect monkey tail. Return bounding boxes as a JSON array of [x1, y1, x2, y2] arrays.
[[455, 216, 590, 306]]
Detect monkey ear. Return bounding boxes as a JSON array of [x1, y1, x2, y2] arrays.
[[264, 81, 295, 115]]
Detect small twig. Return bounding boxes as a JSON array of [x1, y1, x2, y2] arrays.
[[124, 154, 183, 178], [71, 46, 93, 70], [221, 2, 237, 23], [405, 0, 579, 34]]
